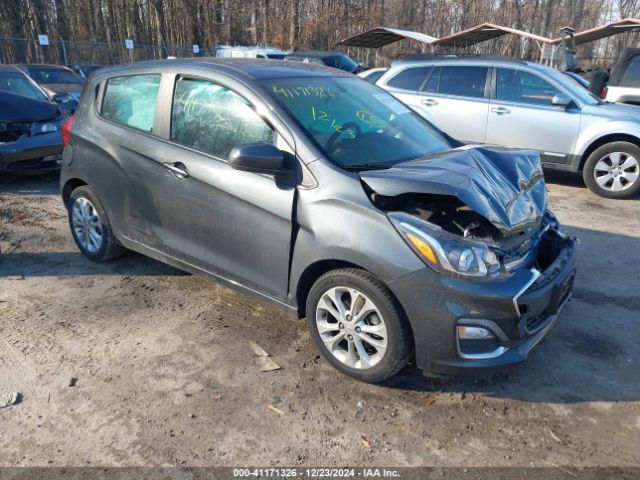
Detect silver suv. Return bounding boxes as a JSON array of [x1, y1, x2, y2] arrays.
[[378, 56, 640, 199]]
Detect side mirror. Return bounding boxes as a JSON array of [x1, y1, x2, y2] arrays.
[[229, 143, 288, 174], [551, 93, 572, 107]]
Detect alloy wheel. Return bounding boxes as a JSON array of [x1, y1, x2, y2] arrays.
[[315, 286, 388, 369], [71, 197, 103, 253], [593, 152, 640, 192]]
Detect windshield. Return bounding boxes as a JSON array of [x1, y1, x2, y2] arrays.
[[543, 67, 601, 105], [563, 72, 589, 89], [0, 73, 49, 101], [262, 77, 452, 169], [26, 66, 84, 85], [80, 65, 101, 76]]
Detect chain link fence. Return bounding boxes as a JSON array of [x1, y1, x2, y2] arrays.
[[0, 37, 216, 66]]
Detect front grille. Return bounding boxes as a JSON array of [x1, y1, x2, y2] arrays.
[[0, 122, 30, 143], [0, 131, 22, 142], [525, 309, 551, 333]]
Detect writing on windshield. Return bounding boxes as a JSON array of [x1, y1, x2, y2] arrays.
[[264, 77, 450, 168]]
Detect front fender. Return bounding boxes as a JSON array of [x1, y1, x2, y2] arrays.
[[575, 120, 640, 157], [287, 165, 425, 308]]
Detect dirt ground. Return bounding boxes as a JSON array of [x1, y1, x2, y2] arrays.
[[0, 172, 639, 468]]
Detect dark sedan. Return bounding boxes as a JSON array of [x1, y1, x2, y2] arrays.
[[285, 51, 363, 73], [17, 64, 84, 111], [0, 89, 65, 175], [70, 64, 103, 80]]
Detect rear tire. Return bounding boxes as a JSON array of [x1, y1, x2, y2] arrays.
[[582, 141, 640, 199], [306, 268, 413, 383], [68, 186, 124, 262]]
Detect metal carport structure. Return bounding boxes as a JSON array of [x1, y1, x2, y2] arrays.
[[550, 18, 640, 46], [336, 27, 438, 49], [429, 23, 553, 58]]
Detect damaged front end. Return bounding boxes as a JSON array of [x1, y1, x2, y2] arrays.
[[363, 147, 576, 375], [361, 147, 567, 279], [0, 89, 64, 174]]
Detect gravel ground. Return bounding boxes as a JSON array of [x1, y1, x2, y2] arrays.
[[0, 172, 639, 468]]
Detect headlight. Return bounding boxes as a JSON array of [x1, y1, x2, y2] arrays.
[[31, 122, 59, 135], [388, 212, 501, 278]]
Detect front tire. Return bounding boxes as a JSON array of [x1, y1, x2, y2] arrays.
[[583, 142, 640, 199], [68, 186, 124, 262], [306, 268, 413, 383]]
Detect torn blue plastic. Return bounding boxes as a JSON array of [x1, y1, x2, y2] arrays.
[[360, 146, 547, 234]]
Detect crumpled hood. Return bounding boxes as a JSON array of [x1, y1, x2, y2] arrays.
[[360, 146, 547, 233], [0, 90, 60, 123]]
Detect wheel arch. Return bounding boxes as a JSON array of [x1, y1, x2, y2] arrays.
[[580, 134, 640, 170], [294, 259, 365, 318], [62, 178, 88, 208]]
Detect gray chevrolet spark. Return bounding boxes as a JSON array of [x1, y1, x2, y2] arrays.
[[60, 59, 576, 383]]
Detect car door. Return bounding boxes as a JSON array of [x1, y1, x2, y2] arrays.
[[93, 72, 164, 246], [385, 64, 490, 144], [139, 74, 296, 301], [485, 67, 581, 164]]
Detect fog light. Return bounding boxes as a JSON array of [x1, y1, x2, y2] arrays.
[[457, 326, 495, 340], [457, 324, 507, 360]]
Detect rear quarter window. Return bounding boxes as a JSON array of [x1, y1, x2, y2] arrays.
[[101, 74, 161, 132], [386, 67, 432, 91]]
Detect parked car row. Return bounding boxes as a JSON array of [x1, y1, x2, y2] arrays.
[[4, 51, 637, 382]]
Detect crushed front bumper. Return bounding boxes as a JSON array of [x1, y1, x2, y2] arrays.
[[387, 229, 576, 377], [0, 131, 63, 174]]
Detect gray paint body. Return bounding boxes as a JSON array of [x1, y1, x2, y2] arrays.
[[61, 59, 576, 376]]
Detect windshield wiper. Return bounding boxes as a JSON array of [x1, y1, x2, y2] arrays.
[[341, 164, 392, 171]]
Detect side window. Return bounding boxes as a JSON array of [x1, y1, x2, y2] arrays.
[[620, 56, 640, 87], [170, 77, 273, 159], [386, 67, 432, 91], [423, 67, 440, 93], [438, 66, 488, 98], [496, 68, 561, 105], [101, 74, 161, 132]]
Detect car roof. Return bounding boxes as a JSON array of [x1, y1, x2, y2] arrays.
[[395, 54, 530, 66], [287, 51, 347, 58], [19, 63, 75, 70], [91, 57, 352, 80], [0, 65, 25, 74]]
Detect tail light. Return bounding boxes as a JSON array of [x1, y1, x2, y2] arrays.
[[61, 115, 74, 145], [601, 86, 608, 99]]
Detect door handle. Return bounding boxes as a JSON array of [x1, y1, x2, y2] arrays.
[[491, 107, 511, 115], [421, 98, 438, 106], [163, 162, 189, 179]]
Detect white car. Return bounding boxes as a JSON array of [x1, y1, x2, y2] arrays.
[[358, 67, 388, 83], [605, 48, 640, 106]]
